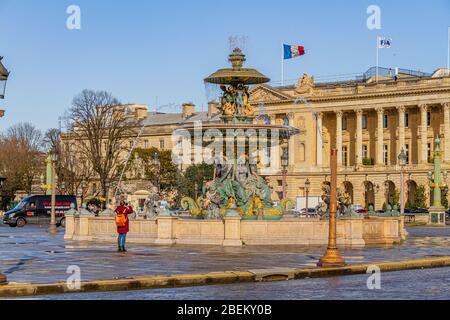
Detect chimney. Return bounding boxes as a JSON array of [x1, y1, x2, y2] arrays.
[[208, 101, 219, 118], [182, 103, 196, 119], [134, 104, 148, 120]]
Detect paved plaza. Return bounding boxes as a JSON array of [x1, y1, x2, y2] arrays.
[[0, 224, 449, 288]]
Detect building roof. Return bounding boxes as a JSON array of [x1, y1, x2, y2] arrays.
[[141, 111, 221, 127]]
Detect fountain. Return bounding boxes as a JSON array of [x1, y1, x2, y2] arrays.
[[178, 48, 299, 220]]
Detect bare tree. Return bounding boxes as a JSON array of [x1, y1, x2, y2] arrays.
[[66, 90, 140, 200], [0, 123, 44, 206]]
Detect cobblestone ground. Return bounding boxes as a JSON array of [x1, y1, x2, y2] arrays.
[[0, 224, 449, 286]]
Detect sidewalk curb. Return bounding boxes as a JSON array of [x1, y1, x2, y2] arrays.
[[1, 257, 450, 298]]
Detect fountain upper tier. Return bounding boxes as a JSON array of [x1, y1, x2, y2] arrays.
[[204, 48, 270, 86]]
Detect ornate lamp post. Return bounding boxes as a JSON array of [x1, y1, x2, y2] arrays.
[[427, 137, 447, 225], [48, 150, 58, 235], [0, 176, 6, 285], [194, 181, 198, 201], [398, 149, 407, 216], [305, 178, 311, 215], [318, 149, 346, 267], [281, 148, 289, 200], [0, 58, 9, 284], [80, 179, 88, 206], [153, 152, 161, 195], [104, 179, 111, 209]]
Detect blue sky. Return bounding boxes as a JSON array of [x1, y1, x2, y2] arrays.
[[0, 0, 449, 131]]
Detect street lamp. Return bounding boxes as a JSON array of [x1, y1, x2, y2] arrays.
[[104, 179, 111, 209], [194, 181, 199, 201], [154, 152, 161, 195], [318, 149, 346, 267], [398, 149, 407, 216], [48, 150, 58, 235], [281, 148, 289, 200], [0, 176, 6, 285], [305, 178, 311, 215], [80, 179, 88, 205], [0, 57, 9, 100]]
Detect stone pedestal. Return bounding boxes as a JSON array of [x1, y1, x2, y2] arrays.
[[155, 216, 177, 245], [429, 208, 446, 226], [223, 217, 243, 247], [64, 215, 76, 241]]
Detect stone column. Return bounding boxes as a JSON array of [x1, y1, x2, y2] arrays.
[[336, 111, 343, 167], [420, 104, 429, 164], [376, 107, 384, 166], [316, 112, 324, 167], [356, 109, 363, 166], [444, 103, 450, 163], [397, 106, 406, 157]]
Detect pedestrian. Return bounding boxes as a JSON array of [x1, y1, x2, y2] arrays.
[[115, 201, 133, 252]]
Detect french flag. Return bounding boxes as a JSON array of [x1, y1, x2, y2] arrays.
[[284, 44, 305, 60]]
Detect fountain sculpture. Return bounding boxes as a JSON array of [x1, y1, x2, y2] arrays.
[[179, 48, 299, 220]]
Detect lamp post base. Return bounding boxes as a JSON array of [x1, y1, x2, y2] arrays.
[[317, 248, 346, 268], [0, 273, 7, 285], [48, 224, 58, 235]]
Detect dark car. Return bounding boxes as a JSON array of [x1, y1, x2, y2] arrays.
[[411, 208, 429, 214], [3, 195, 77, 228]]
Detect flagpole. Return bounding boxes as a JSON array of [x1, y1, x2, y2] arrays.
[[376, 36, 379, 83], [281, 43, 284, 86], [447, 26, 449, 77]]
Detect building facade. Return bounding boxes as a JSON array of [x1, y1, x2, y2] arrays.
[[61, 67, 450, 211], [249, 67, 450, 209]]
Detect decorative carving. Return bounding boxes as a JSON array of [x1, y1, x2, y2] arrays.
[[376, 107, 384, 116], [396, 105, 406, 114], [356, 109, 363, 117], [335, 111, 343, 118], [442, 102, 450, 112], [295, 73, 315, 95], [219, 84, 254, 117], [419, 104, 428, 113]]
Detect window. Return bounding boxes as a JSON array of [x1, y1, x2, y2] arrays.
[[342, 116, 348, 130], [362, 145, 368, 159], [405, 144, 410, 164], [427, 112, 431, 127], [160, 139, 165, 149], [404, 113, 409, 128], [428, 143, 432, 160], [362, 114, 367, 129], [265, 148, 271, 167], [342, 145, 348, 166], [144, 140, 149, 149], [383, 114, 388, 129], [283, 116, 290, 126], [383, 144, 389, 165]]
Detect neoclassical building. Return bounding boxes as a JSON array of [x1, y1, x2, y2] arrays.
[[61, 67, 450, 211], [249, 67, 450, 209]]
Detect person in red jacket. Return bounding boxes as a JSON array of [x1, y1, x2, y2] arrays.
[[115, 201, 134, 252]]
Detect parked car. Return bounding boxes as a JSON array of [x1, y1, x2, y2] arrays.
[[411, 208, 429, 214], [354, 208, 369, 215], [3, 195, 77, 228]]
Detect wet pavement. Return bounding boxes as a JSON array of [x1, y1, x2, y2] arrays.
[[29, 268, 450, 300], [0, 224, 449, 287]]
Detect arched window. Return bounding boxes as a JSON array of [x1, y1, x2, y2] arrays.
[[283, 116, 290, 126]]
